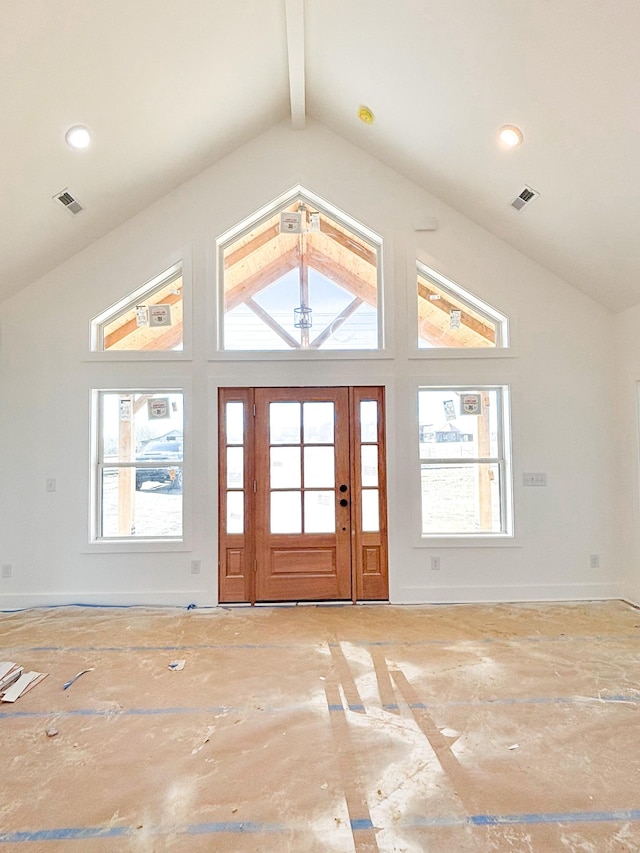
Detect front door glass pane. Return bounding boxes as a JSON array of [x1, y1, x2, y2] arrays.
[[270, 402, 301, 444], [303, 402, 334, 444], [303, 446, 335, 488], [304, 491, 336, 533], [227, 491, 244, 534], [271, 491, 302, 533], [360, 401, 378, 442], [227, 447, 244, 488], [361, 445, 378, 487], [270, 447, 301, 489], [362, 489, 379, 532], [226, 402, 244, 445]]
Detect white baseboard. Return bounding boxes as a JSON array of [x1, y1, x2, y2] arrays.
[[0, 583, 627, 611], [390, 582, 625, 605]]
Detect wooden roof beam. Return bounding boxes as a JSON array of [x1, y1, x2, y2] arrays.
[[224, 247, 300, 310], [305, 245, 377, 307], [418, 282, 496, 343]]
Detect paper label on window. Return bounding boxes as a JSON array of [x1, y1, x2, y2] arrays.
[[135, 305, 149, 327], [280, 211, 303, 233], [148, 398, 170, 419], [149, 305, 172, 327], [461, 394, 482, 415], [443, 400, 456, 421], [119, 398, 131, 421]]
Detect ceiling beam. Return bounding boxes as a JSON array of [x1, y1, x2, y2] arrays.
[[285, 0, 306, 130]]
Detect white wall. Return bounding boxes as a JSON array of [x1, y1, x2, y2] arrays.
[[614, 305, 640, 605], [0, 120, 622, 609]]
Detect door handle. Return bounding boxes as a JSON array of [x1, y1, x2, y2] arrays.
[[339, 498, 349, 507], [339, 484, 348, 492]]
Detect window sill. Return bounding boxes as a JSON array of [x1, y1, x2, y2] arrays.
[[414, 534, 520, 549], [210, 350, 395, 362], [409, 348, 518, 360], [83, 352, 192, 362], [84, 539, 188, 554]]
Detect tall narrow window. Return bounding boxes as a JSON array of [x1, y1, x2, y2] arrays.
[[218, 188, 383, 351], [93, 391, 184, 540], [417, 263, 508, 349], [418, 387, 512, 536], [91, 264, 183, 352]]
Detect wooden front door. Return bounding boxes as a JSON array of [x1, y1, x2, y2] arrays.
[[218, 386, 388, 603]]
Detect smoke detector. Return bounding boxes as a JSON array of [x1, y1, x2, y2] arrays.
[[510, 185, 540, 211], [53, 189, 84, 215]]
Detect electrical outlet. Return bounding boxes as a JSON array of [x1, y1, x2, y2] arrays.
[[191, 560, 201, 575], [590, 554, 600, 569], [523, 472, 547, 486], [430, 556, 441, 571], [1, 564, 12, 579]]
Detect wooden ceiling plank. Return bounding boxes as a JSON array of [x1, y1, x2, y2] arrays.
[[317, 221, 377, 267], [224, 224, 281, 269]]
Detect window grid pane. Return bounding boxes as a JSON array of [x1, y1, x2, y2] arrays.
[[361, 489, 379, 532], [227, 490, 244, 534]]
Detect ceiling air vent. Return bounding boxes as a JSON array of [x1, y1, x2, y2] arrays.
[[53, 188, 84, 215], [510, 185, 539, 211]]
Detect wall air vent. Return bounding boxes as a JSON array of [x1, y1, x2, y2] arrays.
[[53, 188, 84, 215], [510, 185, 540, 211]]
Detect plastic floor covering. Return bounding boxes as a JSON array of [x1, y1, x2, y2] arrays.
[[1, 599, 639, 851]]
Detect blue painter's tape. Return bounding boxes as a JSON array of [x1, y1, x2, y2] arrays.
[[2, 691, 639, 723], [470, 809, 640, 826], [7, 633, 640, 655], [350, 818, 374, 831], [408, 809, 640, 829], [3, 811, 640, 843], [0, 826, 131, 843], [0, 821, 285, 843], [186, 821, 283, 834]]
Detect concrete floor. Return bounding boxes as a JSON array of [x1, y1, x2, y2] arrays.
[[1, 600, 640, 852]]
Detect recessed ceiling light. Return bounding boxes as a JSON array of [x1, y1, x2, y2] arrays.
[[498, 125, 523, 147], [358, 106, 375, 125], [65, 125, 91, 150]]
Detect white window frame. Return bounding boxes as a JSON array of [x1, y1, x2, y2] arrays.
[[417, 384, 513, 540], [411, 261, 511, 358], [90, 388, 186, 546], [215, 185, 386, 356], [89, 261, 191, 359]]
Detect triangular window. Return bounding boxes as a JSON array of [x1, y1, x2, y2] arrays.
[[417, 263, 508, 349], [218, 188, 382, 351], [91, 264, 183, 352]]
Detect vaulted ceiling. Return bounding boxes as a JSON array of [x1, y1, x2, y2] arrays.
[[2, 0, 639, 309]]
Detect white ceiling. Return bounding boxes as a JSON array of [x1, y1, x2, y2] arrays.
[[2, 0, 639, 309]]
